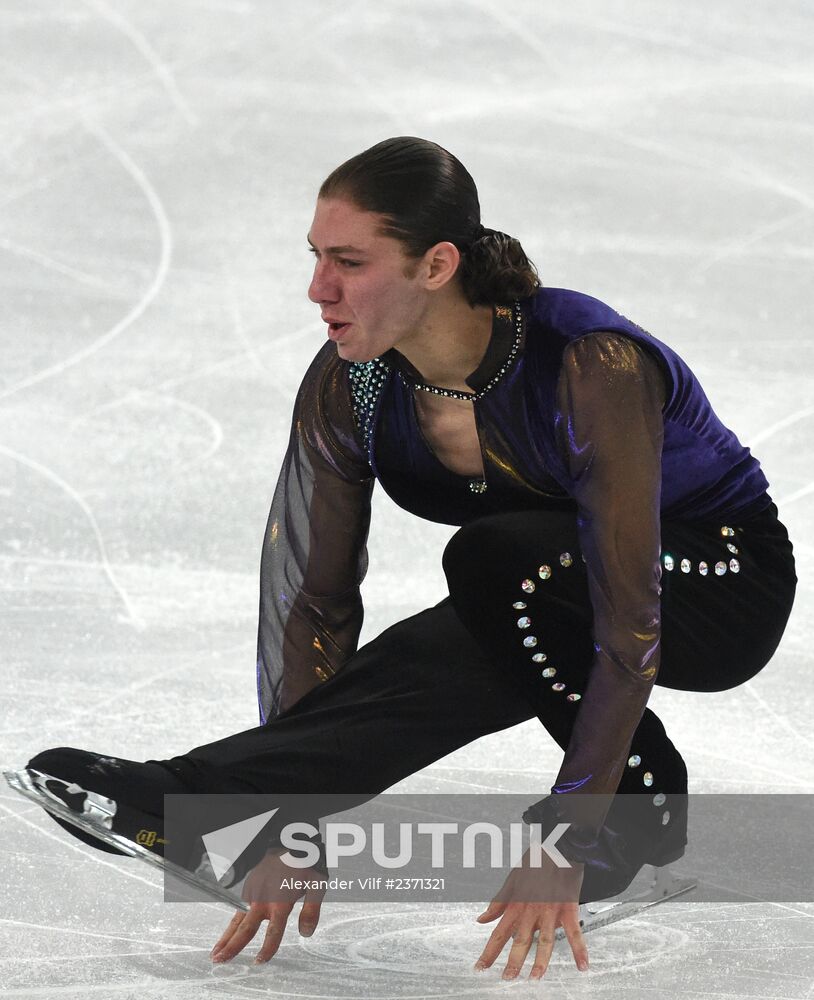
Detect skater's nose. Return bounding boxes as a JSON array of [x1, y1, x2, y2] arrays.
[[308, 257, 343, 304]]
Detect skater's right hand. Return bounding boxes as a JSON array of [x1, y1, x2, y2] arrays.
[[210, 849, 326, 965]]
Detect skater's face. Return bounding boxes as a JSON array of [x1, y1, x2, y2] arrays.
[[307, 197, 460, 363]]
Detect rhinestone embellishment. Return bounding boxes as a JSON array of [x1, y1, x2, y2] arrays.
[[348, 357, 390, 456], [664, 545, 743, 581], [653, 792, 667, 807], [628, 755, 641, 768], [404, 300, 524, 401], [559, 552, 573, 567], [468, 479, 488, 494], [643, 772, 654, 787], [523, 636, 538, 648], [552, 682, 566, 692], [521, 579, 536, 594], [517, 617, 531, 629], [566, 692, 581, 702], [513, 601, 527, 610], [542, 667, 556, 678], [721, 526, 735, 537], [662, 811, 670, 825], [538, 565, 552, 580], [532, 653, 547, 663]]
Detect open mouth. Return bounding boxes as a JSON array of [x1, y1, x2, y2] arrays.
[[328, 322, 351, 337]]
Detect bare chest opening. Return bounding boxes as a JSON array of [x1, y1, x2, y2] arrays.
[[412, 392, 486, 479]]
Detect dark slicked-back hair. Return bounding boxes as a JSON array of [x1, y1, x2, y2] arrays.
[[318, 136, 541, 306]]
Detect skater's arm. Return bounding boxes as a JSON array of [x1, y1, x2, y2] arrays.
[[526, 333, 667, 857], [256, 343, 375, 723]]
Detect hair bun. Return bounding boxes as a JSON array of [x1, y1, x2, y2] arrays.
[[460, 226, 540, 303]]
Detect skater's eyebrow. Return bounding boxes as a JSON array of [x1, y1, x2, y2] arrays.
[[306, 234, 369, 255]]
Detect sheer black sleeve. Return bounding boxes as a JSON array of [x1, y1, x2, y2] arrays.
[[256, 342, 375, 724], [524, 332, 668, 858]]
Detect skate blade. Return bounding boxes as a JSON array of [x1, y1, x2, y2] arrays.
[[554, 864, 697, 939], [4, 768, 249, 912]]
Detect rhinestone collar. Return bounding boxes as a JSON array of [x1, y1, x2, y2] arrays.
[[381, 301, 524, 401]]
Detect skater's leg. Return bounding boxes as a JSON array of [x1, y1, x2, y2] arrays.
[[657, 502, 797, 692], [26, 598, 539, 856], [156, 595, 540, 796], [441, 501, 796, 887]]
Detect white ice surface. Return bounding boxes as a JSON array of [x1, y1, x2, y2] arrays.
[[1, 0, 813, 996]]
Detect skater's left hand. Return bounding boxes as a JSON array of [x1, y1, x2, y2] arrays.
[[474, 848, 588, 980]]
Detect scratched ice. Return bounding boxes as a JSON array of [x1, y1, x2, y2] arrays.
[[0, 1, 812, 997]]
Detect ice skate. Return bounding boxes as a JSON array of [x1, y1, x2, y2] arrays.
[[4, 762, 250, 912], [556, 862, 697, 939]]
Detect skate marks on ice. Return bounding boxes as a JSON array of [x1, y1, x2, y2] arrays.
[[300, 902, 812, 995], [0, 444, 141, 626], [78, 0, 198, 126], [0, 906, 691, 995], [0, 111, 173, 404], [297, 904, 691, 981], [0, 800, 248, 995], [0, 897, 812, 997]]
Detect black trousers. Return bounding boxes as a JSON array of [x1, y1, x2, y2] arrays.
[[159, 501, 795, 796], [31, 502, 797, 878]]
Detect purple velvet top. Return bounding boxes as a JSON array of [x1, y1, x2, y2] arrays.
[[255, 287, 771, 837], [371, 289, 769, 525]]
